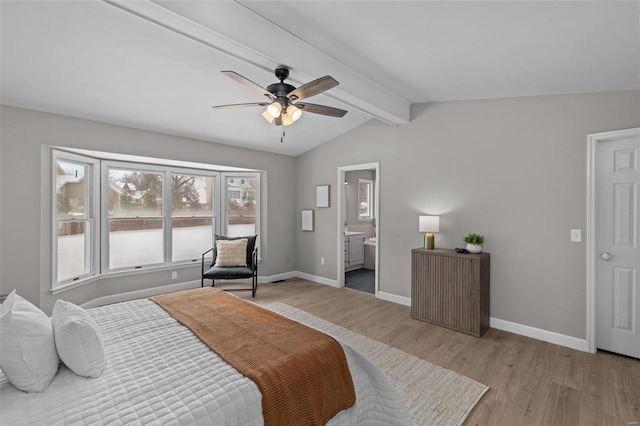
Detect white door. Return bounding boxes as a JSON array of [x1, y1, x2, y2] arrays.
[[596, 130, 640, 358]]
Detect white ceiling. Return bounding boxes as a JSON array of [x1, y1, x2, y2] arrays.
[[2, 1, 638, 156]]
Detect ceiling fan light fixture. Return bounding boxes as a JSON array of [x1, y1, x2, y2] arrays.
[[288, 104, 302, 122], [266, 101, 282, 118], [261, 110, 275, 123], [281, 111, 295, 126]]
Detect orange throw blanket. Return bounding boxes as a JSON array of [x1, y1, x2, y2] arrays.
[[150, 288, 355, 425]]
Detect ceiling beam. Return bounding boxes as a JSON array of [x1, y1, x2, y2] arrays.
[[102, 0, 410, 125]]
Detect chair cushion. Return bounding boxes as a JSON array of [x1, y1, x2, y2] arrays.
[[0, 290, 59, 392], [52, 299, 105, 378], [213, 234, 257, 266], [214, 239, 247, 267], [203, 266, 255, 279]]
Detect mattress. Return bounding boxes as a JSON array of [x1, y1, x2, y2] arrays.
[[1, 298, 413, 425]]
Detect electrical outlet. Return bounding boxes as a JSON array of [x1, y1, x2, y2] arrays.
[[321, 257, 325, 265], [570, 229, 582, 242], [171, 271, 178, 280]]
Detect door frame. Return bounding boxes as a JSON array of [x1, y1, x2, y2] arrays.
[[586, 127, 640, 354], [336, 162, 380, 295]]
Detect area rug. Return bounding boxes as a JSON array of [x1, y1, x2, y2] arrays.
[[263, 302, 489, 426]]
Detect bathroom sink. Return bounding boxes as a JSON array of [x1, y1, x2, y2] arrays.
[[369, 237, 377, 242]]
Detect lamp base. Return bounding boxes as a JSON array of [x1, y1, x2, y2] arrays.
[[424, 232, 435, 250]]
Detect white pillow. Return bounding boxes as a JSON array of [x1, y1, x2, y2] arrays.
[[214, 238, 248, 267], [0, 290, 59, 392], [52, 299, 105, 378]]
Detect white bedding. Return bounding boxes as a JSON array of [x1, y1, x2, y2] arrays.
[[1, 298, 413, 425]]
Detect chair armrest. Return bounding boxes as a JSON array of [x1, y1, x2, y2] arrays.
[[202, 247, 215, 275], [252, 247, 258, 272]]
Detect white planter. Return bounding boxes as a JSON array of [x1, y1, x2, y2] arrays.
[[466, 243, 482, 253]]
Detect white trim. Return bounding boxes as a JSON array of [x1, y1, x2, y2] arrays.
[[337, 162, 380, 295], [80, 280, 201, 309], [258, 271, 298, 283], [377, 291, 411, 307], [293, 271, 339, 288], [490, 317, 589, 352], [586, 127, 640, 354]]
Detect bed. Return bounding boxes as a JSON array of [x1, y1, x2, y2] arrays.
[[1, 288, 413, 425]]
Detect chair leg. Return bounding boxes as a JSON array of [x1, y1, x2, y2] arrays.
[[211, 279, 215, 288]]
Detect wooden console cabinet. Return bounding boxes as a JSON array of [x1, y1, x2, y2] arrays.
[[411, 248, 490, 337]]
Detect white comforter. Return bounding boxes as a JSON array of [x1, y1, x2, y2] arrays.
[[1, 299, 413, 425]]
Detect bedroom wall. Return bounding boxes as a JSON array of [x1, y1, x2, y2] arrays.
[[0, 106, 297, 314], [294, 90, 640, 340]]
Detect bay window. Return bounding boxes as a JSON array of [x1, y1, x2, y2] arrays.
[[51, 149, 260, 291]]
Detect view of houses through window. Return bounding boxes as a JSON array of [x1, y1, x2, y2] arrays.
[[54, 150, 259, 289]]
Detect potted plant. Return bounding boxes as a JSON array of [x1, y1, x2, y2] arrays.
[[463, 233, 484, 253]]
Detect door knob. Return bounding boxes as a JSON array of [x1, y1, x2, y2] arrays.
[[600, 252, 611, 261]]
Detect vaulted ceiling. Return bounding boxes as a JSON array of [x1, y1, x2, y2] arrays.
[[2, 1, 638, 156]]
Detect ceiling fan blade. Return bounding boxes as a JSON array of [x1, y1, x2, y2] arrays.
[[287, 76, 338, 101], [212, 102, 269, 109], [221, 71, 276, 100], [296, 102, 347, 118]]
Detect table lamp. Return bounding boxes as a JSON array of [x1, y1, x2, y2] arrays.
[[419, 215, 440, 250]]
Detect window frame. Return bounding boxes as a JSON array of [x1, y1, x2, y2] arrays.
[[221, 173, 261, 241], [51, 148, 261, 293], [52, 150, 100, 291], [102, 161, 169, 273], [169, 169, 220, 264]]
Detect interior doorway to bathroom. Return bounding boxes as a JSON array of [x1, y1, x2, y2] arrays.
[[337, 162, 380, 296]]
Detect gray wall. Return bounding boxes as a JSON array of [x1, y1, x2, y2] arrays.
[[0, 106, 296, 314], [294, 90, 640, 339]]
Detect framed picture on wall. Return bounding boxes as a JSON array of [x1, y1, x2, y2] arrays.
[[302, 209, 314, 231], [316, 184, 330, 208]]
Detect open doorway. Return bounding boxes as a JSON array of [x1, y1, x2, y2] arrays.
[[336, 162, 380, 296]]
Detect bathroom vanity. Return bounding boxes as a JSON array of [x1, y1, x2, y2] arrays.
[[344, 232, 365, 271]]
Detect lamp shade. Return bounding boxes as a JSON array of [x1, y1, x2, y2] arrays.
[[419, 215, 440, 233]]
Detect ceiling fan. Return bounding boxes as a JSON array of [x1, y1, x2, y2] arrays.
[[212, 66, 347, 126]]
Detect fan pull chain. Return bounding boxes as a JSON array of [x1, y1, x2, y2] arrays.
[[281, 128, 285, 144]]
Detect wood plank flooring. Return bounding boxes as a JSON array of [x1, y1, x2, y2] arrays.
[[220, 278, 640, 426]]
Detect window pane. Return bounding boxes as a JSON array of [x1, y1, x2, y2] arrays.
[[171, 175, 213, 216], [172, 218, 214, 262], [227, 177, 256, 216], [57, 221, 89, 282], [56, 159, 87, 220], [226, 176, 257, 237], [109, 169, 163, 218], [109, 219, 163, 268], [227, 218, 256, 237]]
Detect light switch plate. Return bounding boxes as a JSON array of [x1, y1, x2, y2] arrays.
[[570, 229, 582, 242]]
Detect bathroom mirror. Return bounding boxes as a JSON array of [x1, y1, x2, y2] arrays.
[[358, 179, 374, 220]]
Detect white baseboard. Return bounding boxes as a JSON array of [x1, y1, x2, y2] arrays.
[[259, 271, 298, 283], [377, 291, 411, 306], [81, 280, 200, 309], [292, 271, 339, 287], [490, 317, 589, 352]]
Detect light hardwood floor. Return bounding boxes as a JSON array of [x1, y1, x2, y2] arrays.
[[220, 278, 640, 426]]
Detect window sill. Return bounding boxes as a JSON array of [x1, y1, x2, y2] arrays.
[[50, 262, 203, 295]]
